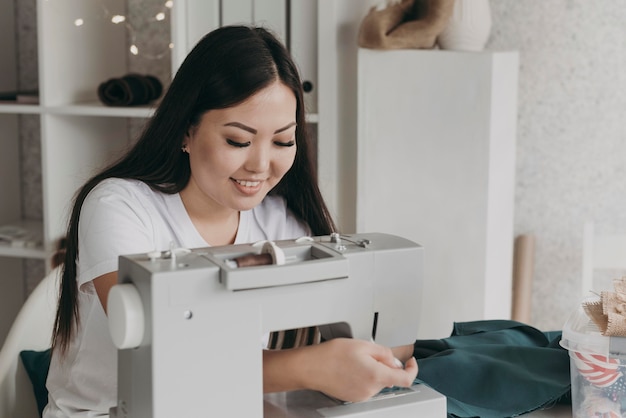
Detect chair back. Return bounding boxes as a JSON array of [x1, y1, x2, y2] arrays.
[[0, 268, 59, 418]]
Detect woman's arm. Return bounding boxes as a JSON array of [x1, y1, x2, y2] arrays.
[[93, 271, 119, 314], [264, 338, 418, 403]]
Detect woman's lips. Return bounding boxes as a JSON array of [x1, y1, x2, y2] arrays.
[[232, 178, 263, 194]]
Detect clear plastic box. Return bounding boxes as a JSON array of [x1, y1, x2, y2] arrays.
[[560, 305, 626, 417]]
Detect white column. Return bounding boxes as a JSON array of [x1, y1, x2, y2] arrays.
[[357, 49, 519, 338]]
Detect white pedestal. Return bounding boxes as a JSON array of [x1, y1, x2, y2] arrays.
[[357, 49, 519, 338]]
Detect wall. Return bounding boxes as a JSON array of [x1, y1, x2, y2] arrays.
[[11, 0, 626, 332], [488, 1, 626, 330]]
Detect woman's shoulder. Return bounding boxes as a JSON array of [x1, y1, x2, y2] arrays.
[[92, 178, 151, 195], [88, 178, 165, 204], [83, 179, 174, 221]]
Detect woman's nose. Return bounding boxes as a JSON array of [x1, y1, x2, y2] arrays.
[[244, 145, 271, 173]]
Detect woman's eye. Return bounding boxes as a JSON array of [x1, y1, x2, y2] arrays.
[[274, 140, 295, 147], [226, 139, 251, 148]]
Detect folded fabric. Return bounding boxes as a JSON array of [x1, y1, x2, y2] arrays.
[[358, 0, 455, 50], [413, 320, 571, 418], [97, 73, 163, 107]]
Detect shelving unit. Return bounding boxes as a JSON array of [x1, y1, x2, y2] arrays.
[[0, 0, 157, 343], [0, 0, 328, 345]]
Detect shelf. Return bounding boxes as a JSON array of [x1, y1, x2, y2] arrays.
[[0, 103, 42, 114], [0, 102, 156, 118], [0, 219, 48, 260], [0, 101, 320, 122], [45, 101, 157, 118], [0, 245, 48, 260]]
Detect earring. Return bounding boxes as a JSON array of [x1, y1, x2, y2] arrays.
[[181, 145, 188, 153]]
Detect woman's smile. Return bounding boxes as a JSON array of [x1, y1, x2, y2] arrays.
[[232, 178, 264, 194]]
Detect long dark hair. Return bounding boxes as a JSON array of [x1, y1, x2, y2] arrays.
[[51, 25, 336, 354]]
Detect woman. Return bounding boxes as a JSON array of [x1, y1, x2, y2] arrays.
[[44, 25, 417, 417]]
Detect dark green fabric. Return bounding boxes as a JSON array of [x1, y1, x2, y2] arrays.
[[20, 348, 51, 417], [413, 320, 571, 418]]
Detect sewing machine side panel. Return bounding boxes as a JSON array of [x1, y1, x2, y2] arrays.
[[155, 260, 264, 417], [117, 254, 265, 417], [371, 243, 423, 347]]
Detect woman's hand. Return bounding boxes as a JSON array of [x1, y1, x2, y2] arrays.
[[391, 343, 415, 363], [263, 338, 418, 403]]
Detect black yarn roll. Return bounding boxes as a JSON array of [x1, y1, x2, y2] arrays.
[[97, 73, 163, 107]]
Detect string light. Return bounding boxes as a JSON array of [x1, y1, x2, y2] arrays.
[[111, 15, 126, 24], [56, 0, 171, 59], [100, 0, 173, 60]]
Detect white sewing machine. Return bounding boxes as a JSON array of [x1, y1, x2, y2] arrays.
[[107, 232, 446, 417]]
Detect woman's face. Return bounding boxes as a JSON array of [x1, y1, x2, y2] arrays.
[[183, 80, 298, 213]]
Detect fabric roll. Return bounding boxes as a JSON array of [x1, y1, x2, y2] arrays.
[[97, 73, 163, 107], [512, 234, 535, 323]]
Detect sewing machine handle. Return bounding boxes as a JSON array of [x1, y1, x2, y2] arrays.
[[220, 255, 349, 290]]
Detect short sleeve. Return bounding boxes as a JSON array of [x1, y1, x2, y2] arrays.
[[77, 180, 156, 289]]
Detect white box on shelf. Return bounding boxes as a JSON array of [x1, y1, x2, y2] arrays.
[[357, 48, 519, 338]]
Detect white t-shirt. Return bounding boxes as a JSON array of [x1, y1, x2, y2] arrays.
[[43, 178, 310, 418]]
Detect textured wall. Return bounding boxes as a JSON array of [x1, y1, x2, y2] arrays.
[[488, 1, 626, 330]]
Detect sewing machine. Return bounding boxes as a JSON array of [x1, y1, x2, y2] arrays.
[[107, 232, 446, 417]]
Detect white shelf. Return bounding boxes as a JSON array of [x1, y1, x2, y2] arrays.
[[0, 245, 48, 260], [0, 103, 42, 114], [0, 103, 318, 122], [0, 103, 156, 118], [0, 219, 48, 260], [44, 102, 157, 118]]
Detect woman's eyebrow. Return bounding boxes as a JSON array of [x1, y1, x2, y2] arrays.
[[274, 122, 297, 134], [224, 121, 257, 134], [223, 121, 297, 135]]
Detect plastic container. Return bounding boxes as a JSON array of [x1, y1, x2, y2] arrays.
[[561, 305, 626, 417]]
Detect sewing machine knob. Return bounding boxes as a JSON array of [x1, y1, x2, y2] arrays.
[[108, 284, 145, 349]]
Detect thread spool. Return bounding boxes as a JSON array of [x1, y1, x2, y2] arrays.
[[229, 241, 286, 268], [231, 253, 273, 268]]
